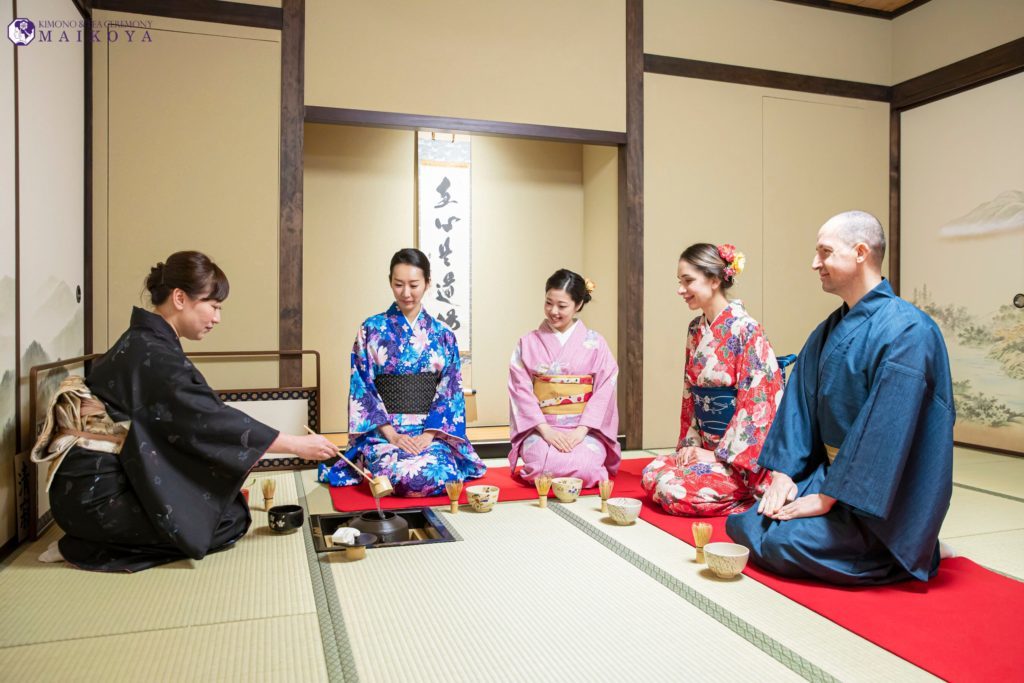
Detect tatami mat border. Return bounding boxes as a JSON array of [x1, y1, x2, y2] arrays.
[[549, 502, 837, 683], [429, 508, 464, 541], [953, 482, 1024, 505], [296, 472, 361, 683]]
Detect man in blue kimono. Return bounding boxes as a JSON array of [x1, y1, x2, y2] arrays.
[[727, 210, 955, 585]]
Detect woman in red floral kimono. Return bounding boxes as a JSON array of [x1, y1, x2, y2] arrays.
[[642, 243, 785, 516]]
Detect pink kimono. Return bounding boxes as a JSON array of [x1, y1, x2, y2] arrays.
[[508, 321, 621, 487]]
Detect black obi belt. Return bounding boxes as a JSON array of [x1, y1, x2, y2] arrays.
[[375, 372, 440, 414]]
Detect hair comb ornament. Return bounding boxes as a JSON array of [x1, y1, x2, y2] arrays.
[[717, 244, 745, 281]]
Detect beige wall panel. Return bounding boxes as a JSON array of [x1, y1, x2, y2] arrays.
[[643, 75, 764, 448], [762, 96, 890, 358], [892, 0, 1024, 82], [582, 145, 619, 359], [642, 74, 888, 449], [305, 0, 626, 132], [103, 25, 281, 391], [302, 124, 414, 433], [97, 10, 280, 41], [471, 137, 585, 426], [1, 0, 15, 546], [645, 0, 891, 85], [304, 129, 586, 431], [91, 37, 109, 353]]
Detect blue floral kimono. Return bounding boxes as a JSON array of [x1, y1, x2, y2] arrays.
[[318, 303, 486, 496], [727, 280, 955, 584]]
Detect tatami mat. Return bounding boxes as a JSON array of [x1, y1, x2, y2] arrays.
[[2, 443, 1016, 682], [949, 529, 1024, 579], [952, 446, 1016, 468], [555, 501, 936, 682], [0, 471, 314, 649], [940, 486, 1024, 540], [325, 500, 804, 682], [0, 613, 327, 683], [953, 459, 1024, 501]]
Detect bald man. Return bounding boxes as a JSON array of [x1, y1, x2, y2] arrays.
[[726, 211, 955, 585]]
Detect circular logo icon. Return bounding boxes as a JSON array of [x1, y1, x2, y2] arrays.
[[8, 18, 35, 46]]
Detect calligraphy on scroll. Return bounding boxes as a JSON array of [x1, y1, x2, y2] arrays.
[[416, 133, 472, 355]]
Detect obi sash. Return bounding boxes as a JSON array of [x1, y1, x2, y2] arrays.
[[533, 374, 594, 415], [376, 372, 439, 414], [30, 375, 129, 490], [691, 385, 737, 438]]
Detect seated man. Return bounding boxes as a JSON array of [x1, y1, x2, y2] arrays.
[[727, 211, 955, 585]]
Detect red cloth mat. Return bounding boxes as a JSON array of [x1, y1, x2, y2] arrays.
[[637, 498, 1024, 682], [328, 457, 652, 512]]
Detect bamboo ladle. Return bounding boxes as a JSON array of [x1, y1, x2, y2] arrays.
[[304, 425, 394, 497]]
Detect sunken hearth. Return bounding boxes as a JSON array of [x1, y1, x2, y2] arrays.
[[310, 508, 458, 553]]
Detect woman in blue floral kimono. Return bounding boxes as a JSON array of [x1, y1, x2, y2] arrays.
[[319, 248, 486, 496]]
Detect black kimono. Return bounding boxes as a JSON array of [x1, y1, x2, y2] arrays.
[[50, 307, 278, 571]]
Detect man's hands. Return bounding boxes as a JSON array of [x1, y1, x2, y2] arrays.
[[758, 471, 836, 520], [758, 472, 798, 516], [773, 493, 836, 520]]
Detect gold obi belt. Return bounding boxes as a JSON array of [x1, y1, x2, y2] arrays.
[[30, 375, 129, 490], [825, 444, 839, 464], [533, 374, 594, 415]]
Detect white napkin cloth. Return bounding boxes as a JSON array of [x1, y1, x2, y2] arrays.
[[331, 527, 360, 546]]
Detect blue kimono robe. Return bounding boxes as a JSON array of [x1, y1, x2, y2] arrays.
[[318, 303, 486, 496], [727, 280, 955, 584]]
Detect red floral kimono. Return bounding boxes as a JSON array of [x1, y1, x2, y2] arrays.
[[642, 301, 784, 515]]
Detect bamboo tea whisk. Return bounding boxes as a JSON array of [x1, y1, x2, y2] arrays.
[[598, 479, 614, 513], [692, 522, 713, 563], [444, 481, 463, 514], [535, 473, 554, 508], [262, 478, 277, 510]]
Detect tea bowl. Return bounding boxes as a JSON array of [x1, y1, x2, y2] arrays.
[[606, 497, 642, 525], [465, 485, 500, 513], [268, 504, 304, 533], [551, 477, 583, 503], [703, 542, 750, 579]]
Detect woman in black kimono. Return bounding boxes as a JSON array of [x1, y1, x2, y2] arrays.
[[42, 251, 337, 571]]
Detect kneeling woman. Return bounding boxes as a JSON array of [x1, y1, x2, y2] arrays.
[[34, 251, 338, 571], [642, 244, 783, 515], [319, 248, 486, 496], [508, 269, 620, 487]]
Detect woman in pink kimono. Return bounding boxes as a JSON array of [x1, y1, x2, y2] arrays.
[[508, 269, 621, 487]]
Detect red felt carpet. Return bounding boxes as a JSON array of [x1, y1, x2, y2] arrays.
[[327, 458, 650, 512], [637, 498, 1024, 682]]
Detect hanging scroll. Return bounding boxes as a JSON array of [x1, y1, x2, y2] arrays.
[[417, 132, 472, 357]]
